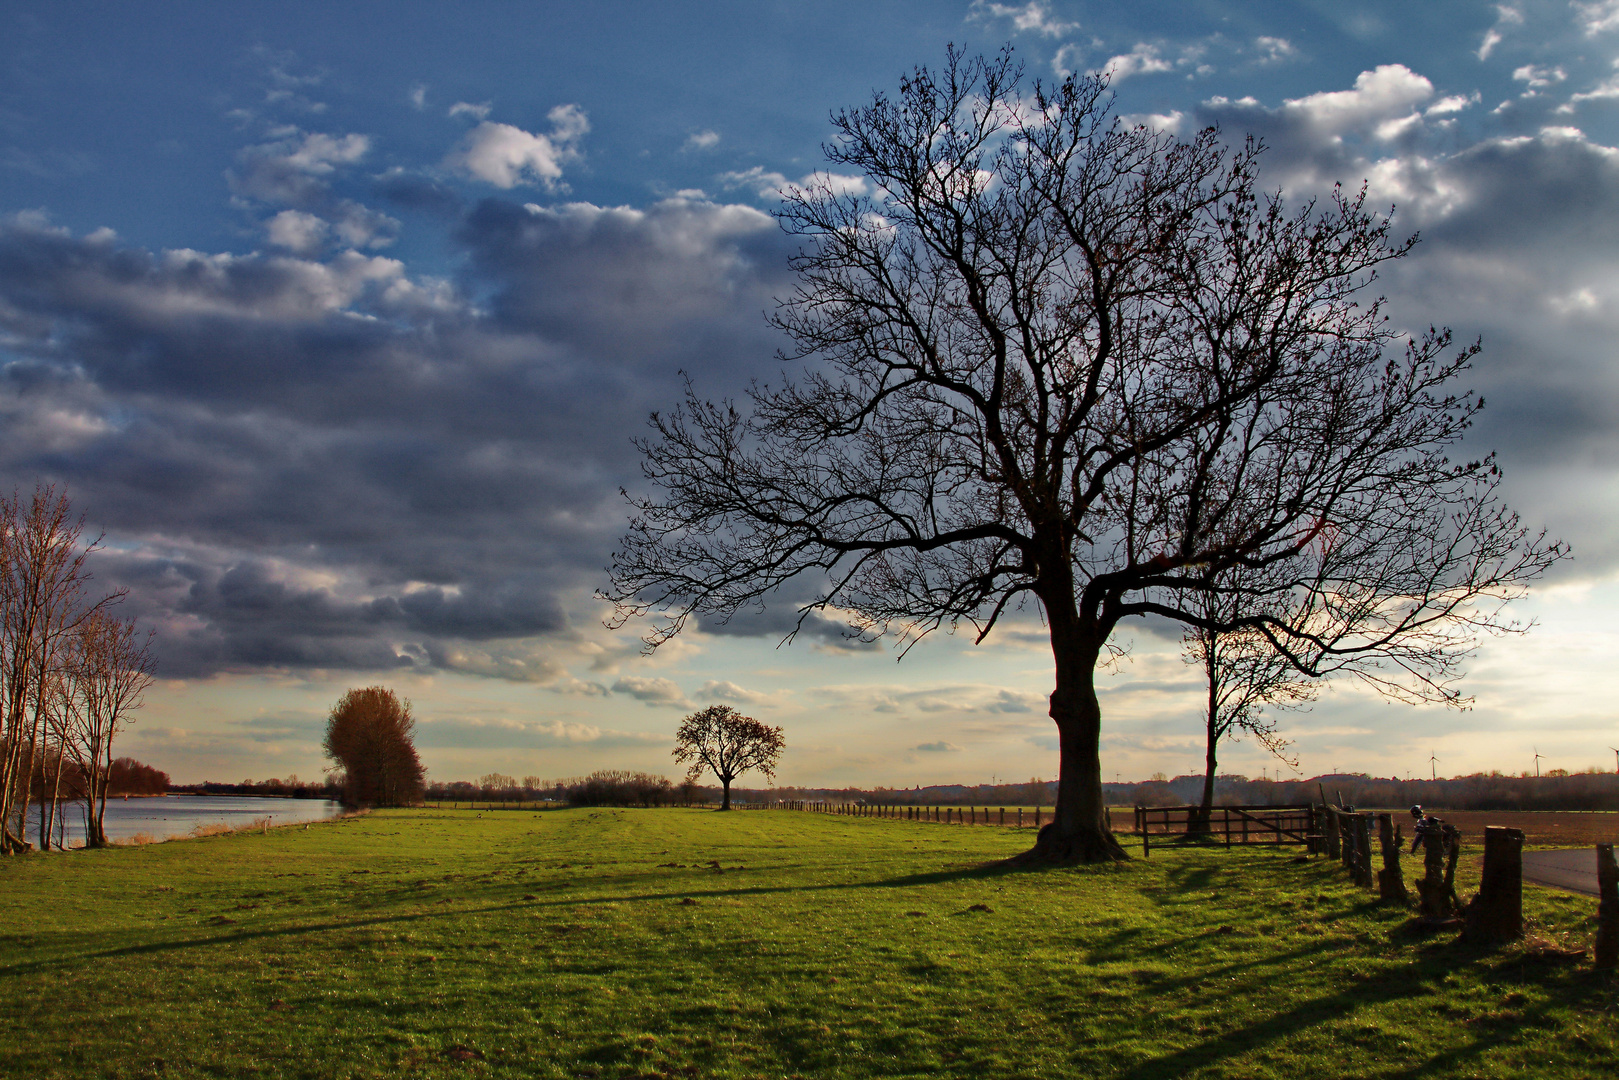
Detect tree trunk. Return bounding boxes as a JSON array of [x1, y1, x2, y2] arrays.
[[1019, 619, 1125, 863], [719, 777, 732, 810], [1191, 669, 1219, 836]]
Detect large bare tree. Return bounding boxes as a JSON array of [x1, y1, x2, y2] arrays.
[[607, 50, 1565, 861]]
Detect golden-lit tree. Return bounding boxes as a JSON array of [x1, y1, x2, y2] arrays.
[[322, 686, 426, 807]]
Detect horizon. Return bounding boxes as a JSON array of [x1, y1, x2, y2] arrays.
[[2, 1, 1618, 787]]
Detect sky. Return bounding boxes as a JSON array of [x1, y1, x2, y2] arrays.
[[2, 0, 1618, 788]]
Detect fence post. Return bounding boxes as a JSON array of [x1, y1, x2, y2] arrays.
[[1377, 813, 1408, 903], [1000, 807, 1005, 827], [1018, 807, 1023, 829], [1035, 805, 1041, 829], [1353, 815, 1374, 888], [1416, 825, 1456, 920], [1594, 844, 1617, 970], [1463, 826, 1524, 942]]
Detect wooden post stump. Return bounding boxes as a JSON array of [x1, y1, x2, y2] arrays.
[[1596, 844, 1618, 970], [1463, 826, 1524, 942], [1416, 827, 1452, 921], [1353, 815, 1374, 888], [1377, 813, 1408, 904]]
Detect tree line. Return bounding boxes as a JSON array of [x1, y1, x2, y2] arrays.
[[1, 486, 155, 853]]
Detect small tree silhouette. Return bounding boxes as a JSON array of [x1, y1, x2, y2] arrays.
[[672, 705, 784, 810]]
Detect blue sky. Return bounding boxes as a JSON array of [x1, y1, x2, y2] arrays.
[[3, 1, 1617, 786]]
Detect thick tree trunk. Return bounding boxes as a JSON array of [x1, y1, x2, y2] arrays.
[[719, 777, 732, 810], [1018, 616, 1126, 863]]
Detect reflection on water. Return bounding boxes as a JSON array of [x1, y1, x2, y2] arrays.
[[21, 794, 346, 846]]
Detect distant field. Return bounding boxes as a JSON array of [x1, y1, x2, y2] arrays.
[[0, 807, 1614, 1079]]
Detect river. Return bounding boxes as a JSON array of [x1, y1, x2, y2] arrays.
[[20, 794, 347, 847]]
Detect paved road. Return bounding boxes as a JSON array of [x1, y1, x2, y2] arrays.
[[1522, 849, 1602, 896]]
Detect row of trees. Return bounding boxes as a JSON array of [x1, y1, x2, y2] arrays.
[[1, 487, 155, 853]]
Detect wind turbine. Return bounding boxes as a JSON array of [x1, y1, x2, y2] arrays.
[[1533, 748, 1544, 778], [1429, 752, 1439, 781], [1610, 747, 1618, 774]]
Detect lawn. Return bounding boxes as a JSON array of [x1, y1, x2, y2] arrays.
[[0, 807, 1613, 1079]]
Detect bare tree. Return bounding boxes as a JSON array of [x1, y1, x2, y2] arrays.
[[1184, 579, 1313, 834], [607, 50, 1565, 861], [63, 610, 156, 847], [0, 486, 121, 853], [672, 705, 784, 810]]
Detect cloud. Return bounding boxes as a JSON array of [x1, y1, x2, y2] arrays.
[[718, 166, 868, 201], [231, 131, 371, 206], [409, 83, 427, 110], [415, 715, 665, 750], [1477, 5, 1524, 61], [968, 1, 1078, 38], [611, 676, 690, 707], [1096, 44, 1173, 81], [1513, 64, 1567, 96], [266, 209, 328, 254], [1118, 110, 1183, 134], [445, 106, 589, 189], [448, 101, 493, 120], [1574, 0, 1619, 36], [0, 189, 797, 681], [913, 741, 963, 752], [697, 679, 769, 703], [683, 130, 720, 151], [1254, 36, 1295, 63], [1559, 60, 1619, 110]]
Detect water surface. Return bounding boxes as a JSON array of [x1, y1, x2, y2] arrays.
[[22, 794, 345, 846]]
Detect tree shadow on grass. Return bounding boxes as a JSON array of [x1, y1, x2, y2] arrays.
[[0, 857, 1078, 979]]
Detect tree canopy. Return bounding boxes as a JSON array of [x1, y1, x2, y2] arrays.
[[323, 686, 426, 808], [673, 705, 784, 810], [609, 49, 1564, 861]]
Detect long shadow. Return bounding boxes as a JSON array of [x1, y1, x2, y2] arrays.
[[0, 857, 1068, 978]]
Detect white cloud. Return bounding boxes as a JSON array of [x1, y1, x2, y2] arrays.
[[446, 105, 589, 190], [1514, 64, 1568, 96], [968, 1, 1077, 38], [1096, 44, 1173, 81], [697, 679, 769, 703], [1478, 5, 1523, 60], [265, 209, 328, 254], [719, 166, 868, 201], [914, 741, 963, 752], [1118, 110, 1183, 134], [283, 132, 370, 173], [448, 100, 492, 120], [611, 675, 689, 707], [409, 83, 427, 110], [1574, 0, 1619, 36], [1281, 64, 1434, 137], [1559, 60, 1619, 110], [1255, 36, 1295, 63], [1426, 93, 1479, 116], [684, 130, 720, 151]]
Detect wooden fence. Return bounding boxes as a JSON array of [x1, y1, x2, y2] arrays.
[[1132, 803, 1315, 856], [768, 800, 1049, 828]]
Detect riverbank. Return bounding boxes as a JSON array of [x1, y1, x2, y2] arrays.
[[0, 807, 1612, 1078]]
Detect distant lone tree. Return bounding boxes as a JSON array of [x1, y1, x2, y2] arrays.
[[322, 687, 426, 807], [672, 705, 784, 810], [607, 49, 1564, 861]]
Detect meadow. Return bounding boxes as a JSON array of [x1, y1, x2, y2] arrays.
[[0, 807, 1613, 1080]]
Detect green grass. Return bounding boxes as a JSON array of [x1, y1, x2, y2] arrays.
[[0, 807, 1614, 1079]]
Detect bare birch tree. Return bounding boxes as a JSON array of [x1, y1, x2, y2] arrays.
[[64, 610, 156, 847], [607, 50, 1566, 861], [0, 486, 132, 853]]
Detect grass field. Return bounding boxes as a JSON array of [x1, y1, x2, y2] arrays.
[[1, 807, 1614, 1080]]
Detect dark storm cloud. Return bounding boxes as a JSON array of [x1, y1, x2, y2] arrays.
[[0, 195, 796, 678]]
